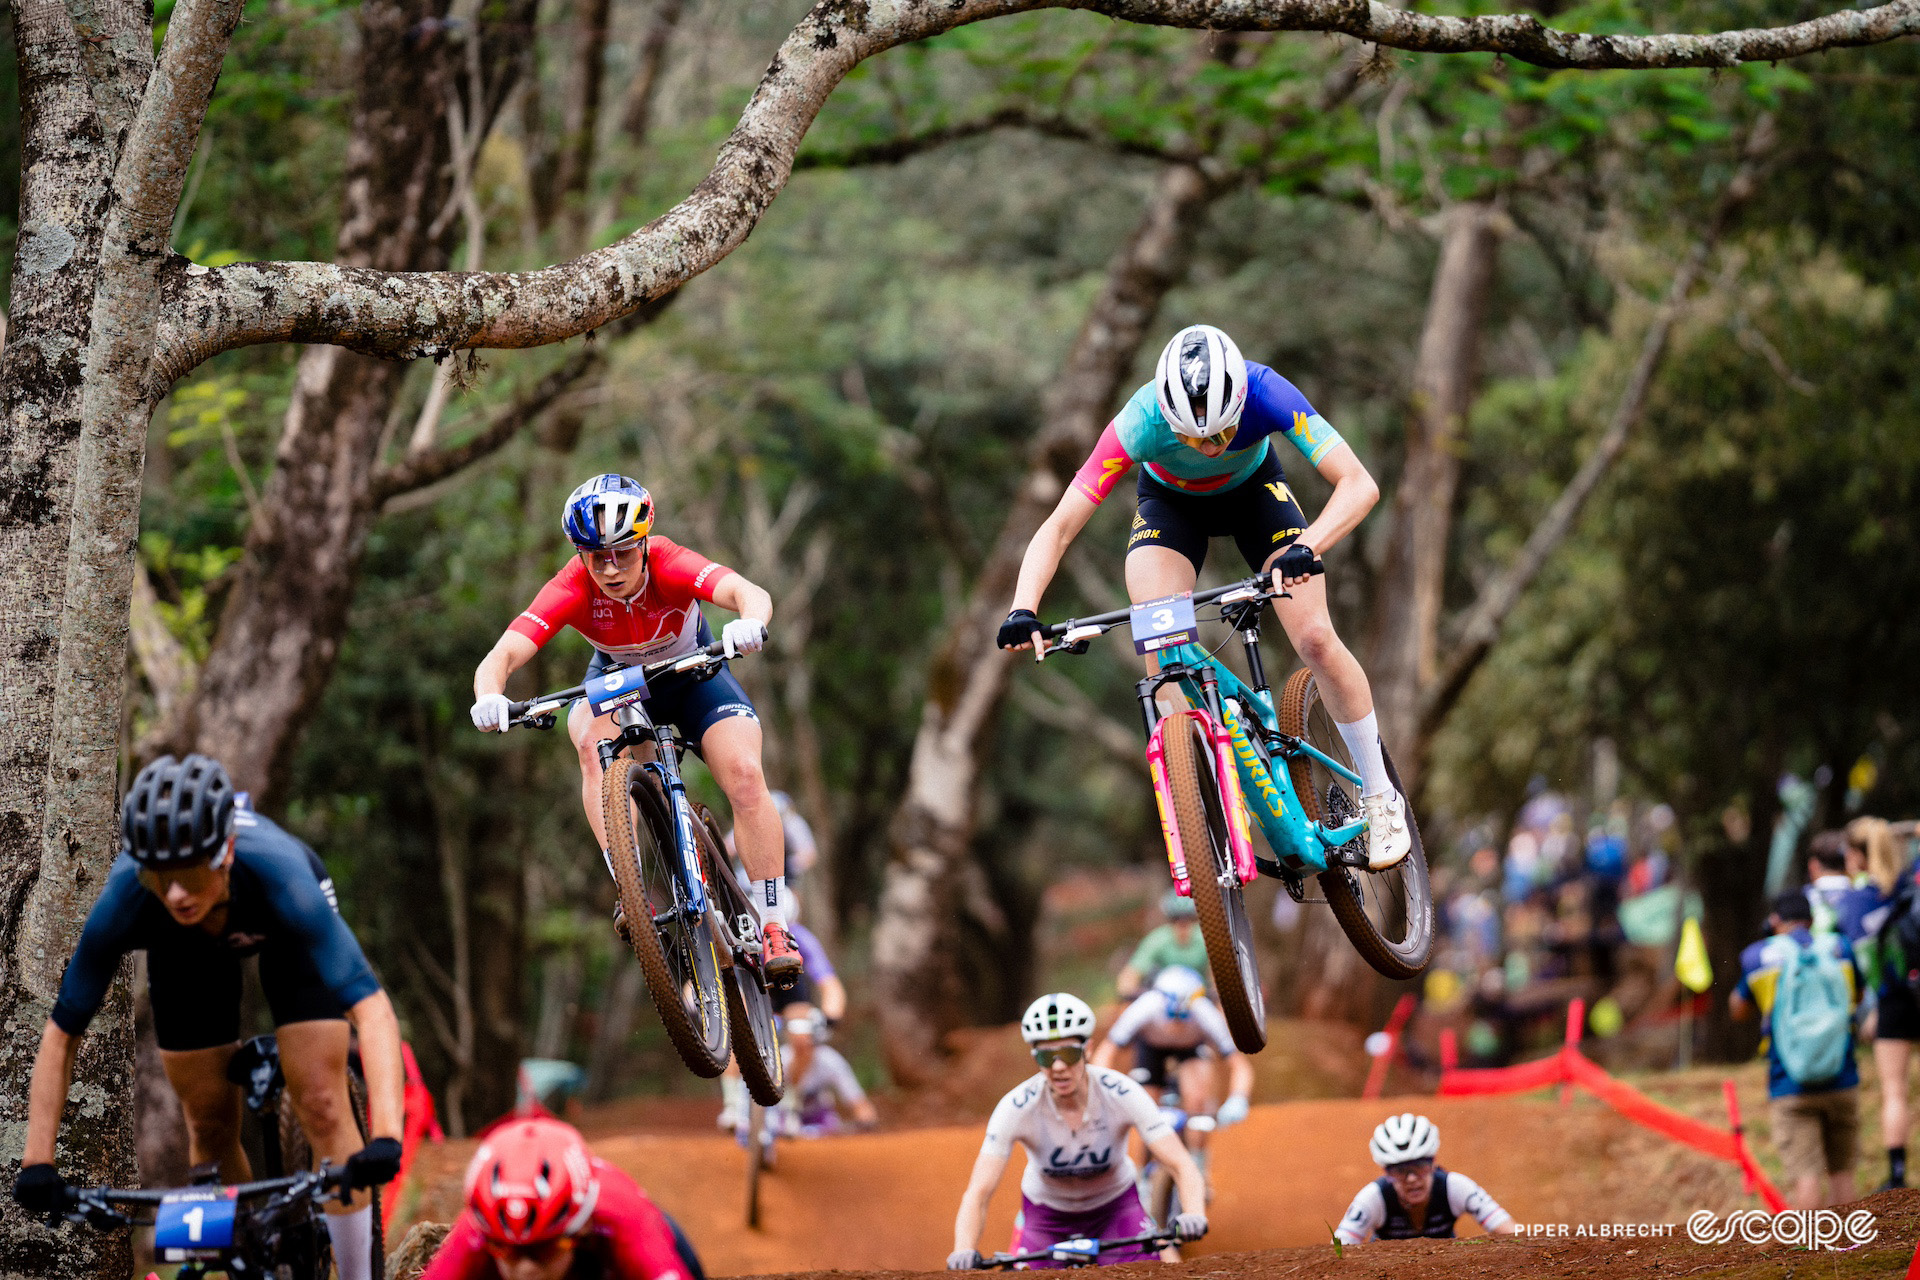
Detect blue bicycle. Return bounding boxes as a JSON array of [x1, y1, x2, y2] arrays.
[[1037, 573, 1433, 1052]]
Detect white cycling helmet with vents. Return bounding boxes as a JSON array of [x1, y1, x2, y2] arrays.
[[1020, 993, 1097, 1045], [1369, 1113, 1440, 1166], [1154, 324, 1249, 440]]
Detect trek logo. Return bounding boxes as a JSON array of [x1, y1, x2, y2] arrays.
[[1044, 1145, 1116, 1178]]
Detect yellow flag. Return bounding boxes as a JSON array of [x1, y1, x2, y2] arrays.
[[1676, 916, 1714, 993]]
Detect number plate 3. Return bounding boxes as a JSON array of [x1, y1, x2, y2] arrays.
[[1129, 592, 1198, 654]]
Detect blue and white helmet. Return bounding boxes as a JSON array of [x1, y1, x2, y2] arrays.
[[1154, 324, 1249, 439], [562, 474, 653, 552], [1152, 965, 1206, 1018]]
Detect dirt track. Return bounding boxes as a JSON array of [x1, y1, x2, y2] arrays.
[[394, 1090, 1919, 1277]]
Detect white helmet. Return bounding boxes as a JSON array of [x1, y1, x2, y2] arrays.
[[1154, 325, 1249, 440], [1369, 1113, 1440, 1166], [1021, 993, 1096, 1045], [1151, 965, 1206, 1017]]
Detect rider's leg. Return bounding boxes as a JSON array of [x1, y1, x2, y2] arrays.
[[278, 1018, 378, 1280], [159, 1045, 251, 1180], [699, 712, 792, 927], [1266, 572, 1389, 796], [569, 700, 622, 853], [1875, 1038, 1912, 1184], [1174, 1055, 1213, 1154]]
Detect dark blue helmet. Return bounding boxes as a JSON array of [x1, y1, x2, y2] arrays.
[[122, 754, 235, 868], [562, 474, 653, 551]]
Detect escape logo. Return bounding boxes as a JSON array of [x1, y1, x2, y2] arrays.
[[1685, 1209, 1877, 1250]]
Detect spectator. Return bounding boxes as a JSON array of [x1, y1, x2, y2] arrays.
[[1730, 894, 1861, 1210], [1861, 816, 1920, 1190], [1116, 893, 1209, 999], [1806, 841, 1856, 937]]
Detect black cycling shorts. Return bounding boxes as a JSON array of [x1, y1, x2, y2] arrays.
[[148, 934, 346, 1053], [1127, 448, 1309, 575], [1132, 1041, 1209, 1089], [584, 625, 759, 746], [1879, 983, 1920, 1042]]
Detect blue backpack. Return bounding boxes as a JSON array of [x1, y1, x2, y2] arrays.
[[1770, 935, 1854, 1087]]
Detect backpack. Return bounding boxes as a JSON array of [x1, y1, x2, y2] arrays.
[[1770, 934, 1853, 1087], [1890, 878, 1920, 1000]]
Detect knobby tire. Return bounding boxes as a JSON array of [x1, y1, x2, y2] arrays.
[[1279, 668, 1434, 980], [1162, 717, 1269, 1053], [692, 804, 785, 1107], [603, 756, 730, 1077]]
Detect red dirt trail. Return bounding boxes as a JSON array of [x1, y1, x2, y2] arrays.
[[393, 1091, 1919, 1278]]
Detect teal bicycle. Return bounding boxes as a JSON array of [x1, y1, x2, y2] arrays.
[[1036, 572, 1432, 1053]]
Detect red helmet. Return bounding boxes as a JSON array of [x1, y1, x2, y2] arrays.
[[464, 1118, 600, 1247]]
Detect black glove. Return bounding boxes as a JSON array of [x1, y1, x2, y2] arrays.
[[1172, 1212, 1209, 1242], [996, 609, 1042, 651], [345, 1137, 403, 1189], [1273, 542, 1321, 582], [946, 1249, 984, 1270], [13, 1163, 68, 1223]]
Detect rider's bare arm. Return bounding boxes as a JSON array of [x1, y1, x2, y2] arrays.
[[817, 973, 849, 1022], [1007, 488, 1100, 642], [22, 1020, 79, 1167], [1144, 1128, 1208, 1222], [473, 629, 539, 700], [1226, 1051, 1254, 1103], [707, 571, 773, 626], [952, 1147, 1012, 1252], [345, 991, 407, 1141], [1285, 444, 1378, 564]]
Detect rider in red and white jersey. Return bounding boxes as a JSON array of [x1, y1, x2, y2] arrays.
[[469, 475, 801, 980], [424, 1116, 705, 1280]]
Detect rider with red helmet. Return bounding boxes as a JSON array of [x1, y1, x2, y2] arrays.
[[424, 1117, 704, 1280]]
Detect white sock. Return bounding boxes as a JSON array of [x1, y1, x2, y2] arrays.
[[325, 1205, 374, 1280], [754, 875, 792, 927], [721, 1074, 747, 1118], [1334, 712, 1393, 798]]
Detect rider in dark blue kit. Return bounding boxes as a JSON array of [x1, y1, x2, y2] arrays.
[[13, 755, 405, 1280]]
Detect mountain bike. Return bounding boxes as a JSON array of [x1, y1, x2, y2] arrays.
[[62, 1165, 352, 1280], [225, 1034, 384, 1278], [978, 1229, 1182, 1269], [1036, 572, 1433, 1052], [509, 640, 784, 1104]]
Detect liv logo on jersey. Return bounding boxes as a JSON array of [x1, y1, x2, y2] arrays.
[[1044, 1145, 1116, 1178]]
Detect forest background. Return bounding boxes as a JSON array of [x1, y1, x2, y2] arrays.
[[1, 0, 1916, 1199]]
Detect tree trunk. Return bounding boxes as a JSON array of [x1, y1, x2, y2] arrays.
[[1366, 200, 1503, 774], [553, 0, 613, 250], [871, 161, 1216, 1083]]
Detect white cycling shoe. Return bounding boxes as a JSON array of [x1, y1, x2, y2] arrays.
[[1363, 790, 1412, 871]]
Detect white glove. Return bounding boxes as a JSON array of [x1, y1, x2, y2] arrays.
[[470, 693, 512, 733], [1215, 1094, 1249, 1128], [1172, 1212, 1208, 1242], [946, 1250, 983, 1270], [722, 618, 767, 659]]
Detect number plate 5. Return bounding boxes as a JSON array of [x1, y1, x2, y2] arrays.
[[1129, 591, 1198, 654], [155, 1191, 238, 1257], [585, 664, 649, 715]]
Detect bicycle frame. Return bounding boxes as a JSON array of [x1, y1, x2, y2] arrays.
[[598, 707, 709, 918]]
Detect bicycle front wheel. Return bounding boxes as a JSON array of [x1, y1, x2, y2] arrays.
[[1161, 716, 1268, 1053], [603, 757, 731, 1077], [1279, 668, 1433, 979]]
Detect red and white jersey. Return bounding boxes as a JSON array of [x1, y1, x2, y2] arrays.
[[509, 537, 735, 664], [422, 1157, 693, 1280]]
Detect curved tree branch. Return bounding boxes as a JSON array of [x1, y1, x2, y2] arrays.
[[147, 0, 1920, 385]]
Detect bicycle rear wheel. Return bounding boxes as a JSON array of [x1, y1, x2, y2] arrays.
[[604, 757, 730, 1077], [691, 804, 785, 1107], [1278, 668, 1433, 979], [1161, 716, 1268, 1053]]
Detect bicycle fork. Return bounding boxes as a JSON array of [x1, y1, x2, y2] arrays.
[[1140, 665, 1259, 897], [599, 708, 708, 918]]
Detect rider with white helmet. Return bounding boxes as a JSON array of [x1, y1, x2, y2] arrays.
[[948, 994, 1210, 1269], [1334, 1114, 1518, 1245], [998, 324, 1412, 871], [1093, 966, 1254, 1153]]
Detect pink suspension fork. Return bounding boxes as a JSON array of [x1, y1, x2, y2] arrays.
[[1145, 708, 1258, 898]]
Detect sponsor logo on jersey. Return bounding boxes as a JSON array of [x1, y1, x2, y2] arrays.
[[693, 562, 724, 590], [1265, 481, 1295, 506], [1268, 526, 1305, 543], [1044, 1144, 1116, 1178]]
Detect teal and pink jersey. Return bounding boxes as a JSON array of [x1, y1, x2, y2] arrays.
[[1071, 363, 1346, 504]]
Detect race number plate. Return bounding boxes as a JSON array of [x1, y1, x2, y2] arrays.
[[1130, 591, 1198, 654], [155, 1189, 238, 1259], [1049, 1237, 1101, 1261], [585, 665, 649, 715]]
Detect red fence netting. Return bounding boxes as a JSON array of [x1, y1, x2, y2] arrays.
[[1437, 998, 1786, 1214], [384, 1041, 445, 1232]]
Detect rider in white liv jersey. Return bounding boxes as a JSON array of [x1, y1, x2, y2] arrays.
[[949, 995, 1209, 1269]]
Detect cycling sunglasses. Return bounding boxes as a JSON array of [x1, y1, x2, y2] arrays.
[[1031, 1045, 1086, 1068], [581, 537, 647, 572], [1384, 1158, 1435, 1178], [484, 1237, 573, 1266], [1179, 422, 1238, 451]]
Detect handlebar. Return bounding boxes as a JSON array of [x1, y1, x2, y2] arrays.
[[1036, 564, 1320, 644], [63, 1166, 352, 1230], [506, 639, 734, 727], [980, 1229, 1182, 1268]]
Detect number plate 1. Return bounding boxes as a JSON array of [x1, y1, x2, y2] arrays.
[[1130, 591, 1198, 654], [155, 1190, 238, 1258], [585, 664, 649, 715]]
